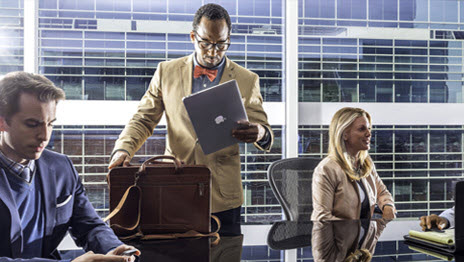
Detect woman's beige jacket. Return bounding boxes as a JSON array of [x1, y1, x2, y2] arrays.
[[311, 157, 395, 220], [311, 219, 389, 262]]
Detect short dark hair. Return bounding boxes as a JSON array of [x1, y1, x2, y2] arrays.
[[193, 3, 231, 34], [0, 71, 65, 120]]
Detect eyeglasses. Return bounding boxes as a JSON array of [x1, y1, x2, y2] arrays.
[[194, 32, 231, 51]]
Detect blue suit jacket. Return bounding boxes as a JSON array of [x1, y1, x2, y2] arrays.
[[0, 150, 123, 261]]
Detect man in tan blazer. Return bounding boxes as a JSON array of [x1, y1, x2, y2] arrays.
[[108, 3, 273, 235]]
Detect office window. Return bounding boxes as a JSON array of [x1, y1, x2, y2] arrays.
[[0, 0, 23, 75]]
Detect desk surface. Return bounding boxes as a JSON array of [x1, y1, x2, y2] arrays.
[[120, 218, 463, 262]]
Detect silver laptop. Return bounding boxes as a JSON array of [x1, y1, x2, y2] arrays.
[[182, 80, 248, 155]]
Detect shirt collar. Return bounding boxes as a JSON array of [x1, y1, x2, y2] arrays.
[[0, 149, 36, 179], [193, 52, 226, 71]]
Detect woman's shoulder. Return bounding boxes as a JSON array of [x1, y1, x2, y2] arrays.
[[317, 157, 340, 169], [315, 157, 344, 176]]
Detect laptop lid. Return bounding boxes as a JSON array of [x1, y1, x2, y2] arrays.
[[455, 181, 463, 252], [182, 80, 247, 155]]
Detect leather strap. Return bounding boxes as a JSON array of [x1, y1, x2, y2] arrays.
[[139, 155, 183, 174], [103, 185, 142, 237], [103, 184, 141, 225], [141, 215, 221, 245]]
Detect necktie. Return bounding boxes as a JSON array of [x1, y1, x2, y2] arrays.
[[193, 65, 218, 82], [20, 166, 31, 182]]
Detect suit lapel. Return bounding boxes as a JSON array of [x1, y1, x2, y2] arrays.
[[181, 54, 194, 97], [219, 57, 235, 84], [0, 168, 22, 257], [36, 158, 56, 241], [180, 54, 199, 142]]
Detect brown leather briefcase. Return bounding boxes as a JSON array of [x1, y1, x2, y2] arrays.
[[104, 155, 217, 241]]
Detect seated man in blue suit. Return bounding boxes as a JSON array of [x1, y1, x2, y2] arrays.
[[0, 71, 139, 261], [420, 207, 455, 231]]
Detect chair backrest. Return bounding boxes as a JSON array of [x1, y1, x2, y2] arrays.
[[267, 157, 322, 221]]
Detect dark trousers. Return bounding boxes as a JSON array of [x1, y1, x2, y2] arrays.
[[212, 206, 242, 236]]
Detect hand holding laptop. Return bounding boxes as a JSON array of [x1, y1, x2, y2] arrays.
[[183, 80, 250, 154], [232, 120, 266, 143]]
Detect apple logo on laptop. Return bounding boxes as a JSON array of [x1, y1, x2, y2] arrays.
[[215, 115, 226, 124]]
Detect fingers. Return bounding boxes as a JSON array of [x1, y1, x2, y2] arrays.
[[232, 122, 260, 142], [73, 250, 137, 262], [419, 215, 447, 231], [123, 157, 131, 167], [419, 216, 427, 231], [108, 244, 140, 257], [108, 152, 131, 169], [381, 206, 396, 220], [426, 215, 433, 230], [383, 212, 396, 220], [419, 214, 440, 231], [437, 217, 447, 230], [101, 255, 133, 262], [236, 120, 250, 125], [123, 245, 140, 256], [108, 157, 123, 170]]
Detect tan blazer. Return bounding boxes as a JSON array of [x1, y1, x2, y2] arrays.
[[311, 157, 395, 220], [311, 219, 388, 262], [113, 54, 273, 213]]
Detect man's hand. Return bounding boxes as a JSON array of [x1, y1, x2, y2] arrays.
[[107, 244, 140, 257], [232, 120, 265, 143], [382, 205, 396, 220], [72, 245, 140, 262], [108, 151, 132, 169], [420, 214, 449, 231], [72, 250, 136, 262]]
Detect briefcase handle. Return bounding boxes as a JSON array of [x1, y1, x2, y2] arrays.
[[139, 155, 183, 174]]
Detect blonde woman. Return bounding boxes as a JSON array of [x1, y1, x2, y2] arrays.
[[311, 107, 396, 220]]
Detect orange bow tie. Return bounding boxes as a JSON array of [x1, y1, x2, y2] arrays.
[[193, 65, 218, 82]]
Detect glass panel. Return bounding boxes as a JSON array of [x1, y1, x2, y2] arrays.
[[430, 0, 458, 23], [337, 0, 367, 19], [304, 0, 335, 18], [369, 0, 397, 20], [400, 0, 428, 21]]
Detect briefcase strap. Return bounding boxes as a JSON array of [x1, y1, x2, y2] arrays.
[[103, 184, 141, 226], [141, 216, 221, 245], [103, 181, 221, 244]]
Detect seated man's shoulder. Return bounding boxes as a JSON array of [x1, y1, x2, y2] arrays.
[[39, 150, 79, 183], [40, 149, 71, 164]]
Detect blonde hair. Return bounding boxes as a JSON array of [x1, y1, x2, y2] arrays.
[[344, 249, 372, 262], [328, 107, 374, 180]]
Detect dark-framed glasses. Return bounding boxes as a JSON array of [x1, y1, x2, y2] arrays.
[[194, 32, 231, 51]]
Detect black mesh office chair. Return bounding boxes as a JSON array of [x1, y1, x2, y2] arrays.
[[267, 157, 322, 221]]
